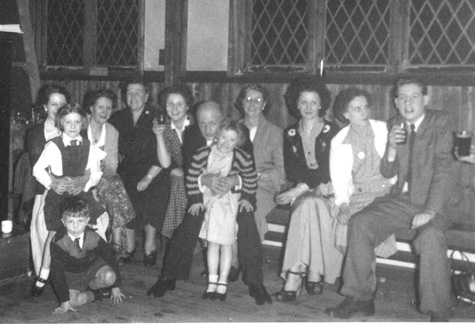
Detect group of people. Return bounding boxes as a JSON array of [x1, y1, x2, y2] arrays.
[[23, 76, 464, 321]]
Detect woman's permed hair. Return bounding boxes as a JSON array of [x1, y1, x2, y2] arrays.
[[158, 84, 194, 110], [119, 77, 151, 103], [234, 83, 271, 116], [55, 104, 88, 132], [333, 88, 373, 124], [218, 119, 246, 148], [284, 78, 332, 119], [82, 89, 117, 114], [36, 84, 70, 107]]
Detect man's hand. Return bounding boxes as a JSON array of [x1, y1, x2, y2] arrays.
[[188, 203, 204, 216], [411, 211, 436, 229], [111, 287, 126, 304], [238, 199, 253, 212], [53, 301, 77, 314], [388, 124, 406, 148], [456, 145, 475, 164], [201, 173, 229, 195]]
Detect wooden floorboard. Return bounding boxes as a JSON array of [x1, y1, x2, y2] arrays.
[[1, 245, 475, 322]]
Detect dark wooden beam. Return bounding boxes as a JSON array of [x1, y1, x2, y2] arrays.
[[164, 0, 188, 86]]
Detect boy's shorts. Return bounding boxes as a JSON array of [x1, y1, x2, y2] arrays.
[[66, 258, 109, 292]]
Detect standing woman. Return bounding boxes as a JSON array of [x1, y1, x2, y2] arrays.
[[235, 84, 285, 242], [155, 85, 193, 246], [108, 79, 171, 267], [274, 79, 340, 302], [29, 84, 70, 296], [84, 89, 136, 264]]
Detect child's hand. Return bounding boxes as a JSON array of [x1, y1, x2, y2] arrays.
[[170, 167, 184, 177], [53, 301, 77, 314], [188, 203, 204, 216], [238, 199, 253, 212], [111, 287, 126, 304]]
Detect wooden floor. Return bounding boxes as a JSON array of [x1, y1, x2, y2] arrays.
[[1, 240, 475, 323]]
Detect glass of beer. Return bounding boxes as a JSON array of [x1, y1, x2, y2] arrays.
[[456, 131, 472, 157]]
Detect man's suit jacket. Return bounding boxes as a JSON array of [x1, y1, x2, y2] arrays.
[[381, 109, 461, 219]]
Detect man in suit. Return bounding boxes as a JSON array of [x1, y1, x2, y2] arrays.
[[325, 78, 461, 322], [146, 101, 272, 305]]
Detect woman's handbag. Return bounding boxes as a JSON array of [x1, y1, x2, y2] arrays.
[[450, 250, 475, 304]]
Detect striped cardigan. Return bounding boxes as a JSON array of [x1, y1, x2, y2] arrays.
[[186, 145, 258, 206]]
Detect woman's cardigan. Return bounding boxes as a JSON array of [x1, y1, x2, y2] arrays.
[[329, 119, 391, 207]]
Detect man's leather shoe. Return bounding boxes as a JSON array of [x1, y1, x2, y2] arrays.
[[146, 278, 176, 298], [228, 266, 240, 283], [92, 287, 112, 301], [324, 296, 375, 319], [249, 283, 272, 305]]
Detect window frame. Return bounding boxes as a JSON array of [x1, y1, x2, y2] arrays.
[[35, 0, 145, 78], [227, 0, 475, 86]]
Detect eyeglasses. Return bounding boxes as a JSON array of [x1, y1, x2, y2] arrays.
[[243, 97, 264, 105]]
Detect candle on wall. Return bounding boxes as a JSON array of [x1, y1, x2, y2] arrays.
[[319, 59, 324, 77]]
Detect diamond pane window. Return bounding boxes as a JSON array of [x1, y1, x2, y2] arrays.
[[250, 0, 309, 67], [47, 0, 85, 66], [408, 0, 475, 66], [325, 0, 391, 66], [96, 0, 139, 66]]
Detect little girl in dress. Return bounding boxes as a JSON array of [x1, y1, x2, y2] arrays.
[[186, 120, 257, 301]]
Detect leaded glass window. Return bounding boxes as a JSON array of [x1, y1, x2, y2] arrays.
[[408, 0, 475, 66]]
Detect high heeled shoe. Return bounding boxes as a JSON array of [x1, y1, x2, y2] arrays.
[[143, 250, 157, 267], [272, 271, 303, 303], [202, 282, 217, 300], [214, 283, 227, 302], [305, 278, 323, 295], [117, 247, 136, 265]]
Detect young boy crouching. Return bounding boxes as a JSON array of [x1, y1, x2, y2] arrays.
[[50, 196, 125, 314]]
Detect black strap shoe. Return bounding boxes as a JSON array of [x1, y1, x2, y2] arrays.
[[249, 283, 272, 305], [31, 277, 48, 297], [324, 296, 375, 319], [146, 278, 176, 298], [144, 251, 157, 267]]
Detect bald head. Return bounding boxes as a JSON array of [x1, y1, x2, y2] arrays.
[[196, 101, 223, 141]]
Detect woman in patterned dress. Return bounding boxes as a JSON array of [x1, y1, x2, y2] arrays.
[[154, 85, 193, 252], [273, 78, 340, 302], [84, 89, 136, 265]]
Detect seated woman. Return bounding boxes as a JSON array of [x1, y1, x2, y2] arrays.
[[235, 83, 285, 242], [155, 85, 193, 249], [274, 79, 340, 302], [330, 88, 397, 258], [84, 89, 136, 265]]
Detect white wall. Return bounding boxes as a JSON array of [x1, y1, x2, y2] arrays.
[[144, 0, 166, 71], [186, 0, 229, 71]]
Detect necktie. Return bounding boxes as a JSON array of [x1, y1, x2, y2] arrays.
[[407, 124, 416, 191], [75, 237, 81, 250], [71, 139, 78, 146]]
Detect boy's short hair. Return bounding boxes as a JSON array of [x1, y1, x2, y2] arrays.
[[61, 197, 90, 219], [218, 119, 246, 148], [56, 104, 88, 132]]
